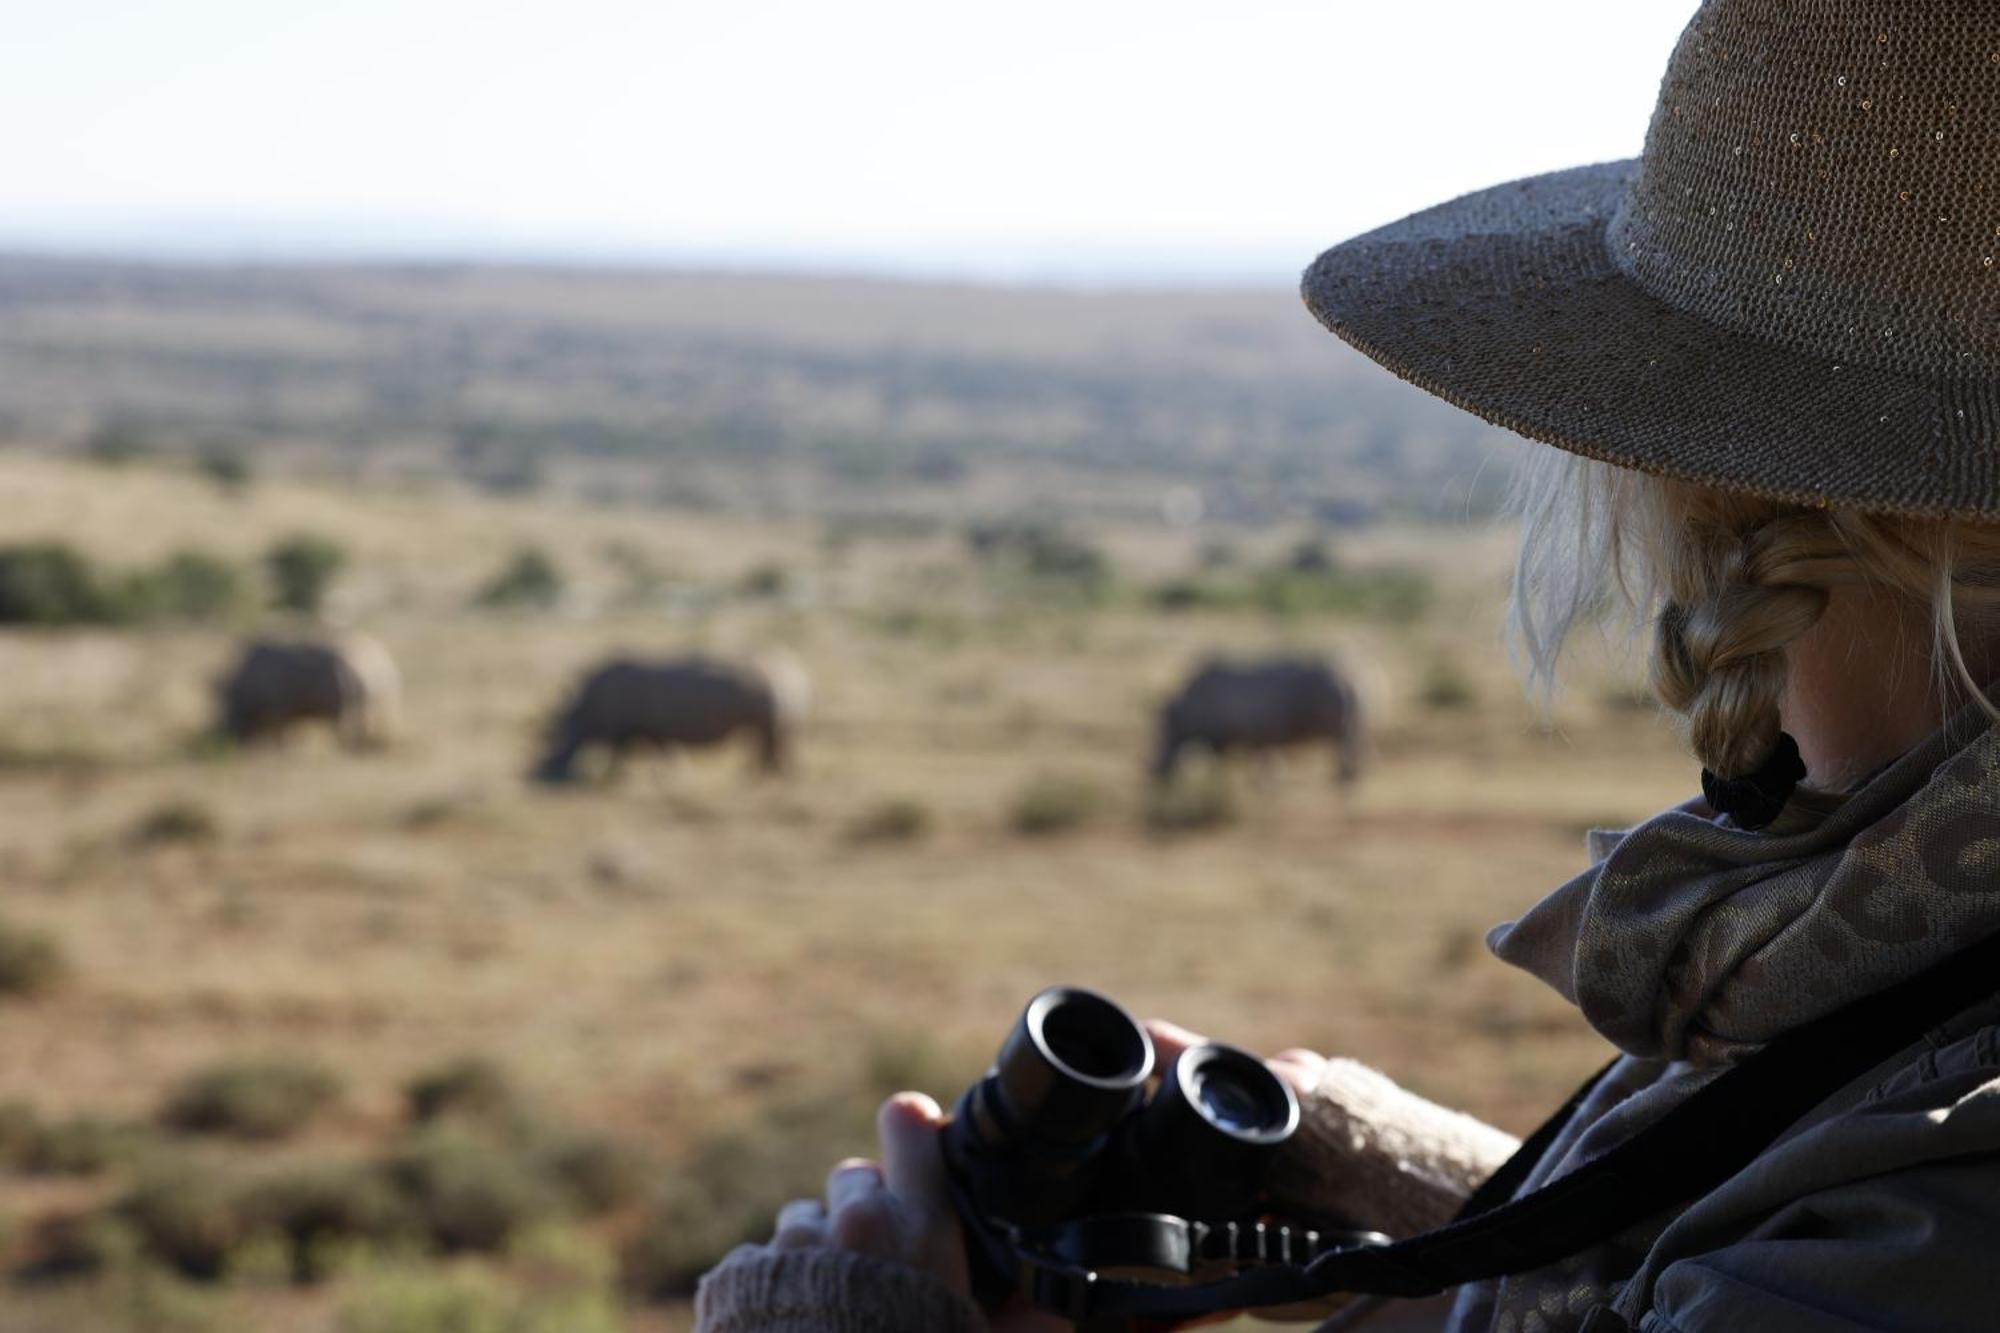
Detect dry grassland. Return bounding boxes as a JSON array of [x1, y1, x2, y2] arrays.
[[0, 452, 1692, 1331]]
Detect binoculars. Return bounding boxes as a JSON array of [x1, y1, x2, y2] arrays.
[[943, 986, 1381, 1326]]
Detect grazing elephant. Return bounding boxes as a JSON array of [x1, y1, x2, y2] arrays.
[[531, 653, 808, 784], [215, 635, 401, 750], [1151, 655, 1365, 786]]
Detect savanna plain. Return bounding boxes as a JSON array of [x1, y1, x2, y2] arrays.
[[0, 264, 1692, 1332]]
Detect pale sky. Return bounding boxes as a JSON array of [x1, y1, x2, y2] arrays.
[[0, 0, 1699, 281]]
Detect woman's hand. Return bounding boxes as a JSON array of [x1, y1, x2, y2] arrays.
[[758, 1023, 1332, 1331], [1145, 1018, 1328, 1097], [765, 1091, 1067, 1333]]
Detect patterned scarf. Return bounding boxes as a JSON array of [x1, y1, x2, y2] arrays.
[[1445, 695, 2000, 1333], [1492, 698, 2000, 1066]]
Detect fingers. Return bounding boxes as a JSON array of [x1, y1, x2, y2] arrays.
[[877, 1092, 949, 1210], [876, 1091, 971, 1293], [825, 1159, 899, 1259], [772, 1197, 827, 1249], [1144, 1018, 1211, 1067]]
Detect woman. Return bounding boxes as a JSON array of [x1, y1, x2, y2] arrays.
[[697, 2, 2000, 1329]]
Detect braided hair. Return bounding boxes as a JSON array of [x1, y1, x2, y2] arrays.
[[1509, 449, 2000, 824]]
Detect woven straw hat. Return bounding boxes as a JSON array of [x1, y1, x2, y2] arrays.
[[1303, 0, 2000, 519]]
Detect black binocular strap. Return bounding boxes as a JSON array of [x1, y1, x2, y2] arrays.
[[1090, 925, 2000, 1320]]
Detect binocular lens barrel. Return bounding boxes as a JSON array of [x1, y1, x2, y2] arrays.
[[1133, 1043, 1299, 1217], [993, 986, 1156, 1147], [947, 986, 1301, 1243]]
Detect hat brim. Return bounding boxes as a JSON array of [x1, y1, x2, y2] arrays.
[[1302, 161, 1997, 520]]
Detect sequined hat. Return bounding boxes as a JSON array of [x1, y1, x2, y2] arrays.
[[1303, 0, 2000, 518]]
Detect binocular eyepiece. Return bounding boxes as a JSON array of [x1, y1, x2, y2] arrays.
[[944, 985, 1299, 1239]]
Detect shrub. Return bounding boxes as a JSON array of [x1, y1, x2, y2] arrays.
[[1144, 777, 1239, 836], [238, 1162, 411, 1282], [1023, 531, 1109, 587], [1419, 656, 1479, 711], [130, 799, 221, 847], [84, 423, 155, 467], [266, 534, 347, 617], [0, 543, 120, 625], [845, 797, 933, 844], [119, 1166, 244, 1280], [386, 1126, 562, 1254], [17, 1115, 138, 1175], [0, 1104, 134, 1175], [162, 1056, 343, 1141], [0, 920, 67, 998], [195, 447, 254, 492], [1149, 577, 1226, 612], [738, 562, 789, 598], [538, 1133, 648, 1216], [474, 548, 564, 611], [1250, 566, 1435, 622], [1009, 771, 1103, 836], [1285, 537, 1339, 573], [138, 551, 248, 622], [15, 1209, 136, 1282], [405, 1056, 521, 1128]]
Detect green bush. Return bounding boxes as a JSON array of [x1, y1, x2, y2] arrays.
[[1285, 537, 1339, 573], [1250, 566, 1435, 622], [1009, 771, 1103, 836], [161, 1056, 343, 1141], [266, 534, 348, 617], [965, 520, 1111, 597], [845, 797, 933, 844], [387, 1126, 562, 1254], [0, 543, 121, 625], [474, 548, 564, 611], [195, 448, 254, 492], [137, 551, 248, 622], [0, 919, 67, 998], [0, 1103, 136, 1175], [538, 1133, 648, 1216], [238, 1161, 411, 1282], [1144, 777, 1240, 836], [1419, 656, 1479, 711], [84, 423, 155, 467], [738, 562, 789, 597], [17, 1115, 138, 1175], [405, 1056, 522, 1128], [119, 1166, 244, 1280], [130, 799, 221, 847], [1148, 577, 1224, 612]]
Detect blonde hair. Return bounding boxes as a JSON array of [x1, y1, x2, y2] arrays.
[[1508, 449, 2000, 781]]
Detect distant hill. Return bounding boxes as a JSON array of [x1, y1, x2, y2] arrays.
[[0, 257, 1520, 524]]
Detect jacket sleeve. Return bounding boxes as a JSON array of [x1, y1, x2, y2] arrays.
[[1273, 1059, 1522, 1237], [694, 1244, 989, 1333], [1636, 1030, 2000, 1332]]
